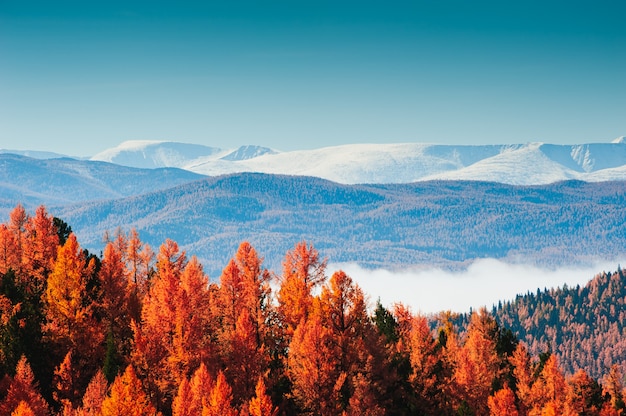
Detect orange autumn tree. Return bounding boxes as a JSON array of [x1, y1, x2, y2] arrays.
[[132, 238, 187, 406], [172, 362, 213, 416], [314, 269, 378, 411], [7, 205, 28, 276], [124, 228, 154, 322], [0, 223, 19, 275], [407, 313, 446, 413], [277, 241, 327, 340], [564, 369, 604, 415], [45, 232, 102, 390], [0, 356, 49, 416], [287, 316, 340, 415], [248, 377, 278, 416], [202, 371, 237, 416], [217, 242, 273, 403], [488, 385, 519, 416], [509, 342, 538, 415], [452, 308, 502, 414], [529, 354, 567, 415], [100, 365, 155, 416], [23, 206, 59, 286], [133, 239, 213, 412], [11, 401, 36, 416], [75, 370, 108, 416]]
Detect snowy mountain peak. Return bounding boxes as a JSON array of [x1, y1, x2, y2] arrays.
[[612, 136, 626, 144], [220, 145, 277, 161], [91, 140, 223, 169], [87, 138, 626, 185]]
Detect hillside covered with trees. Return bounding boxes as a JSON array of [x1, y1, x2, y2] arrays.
[[0, 205, 624, 415], [493, 269, 626, 380]]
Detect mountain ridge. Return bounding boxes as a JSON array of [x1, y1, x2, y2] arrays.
[[89, 139, 626, 185], [52, 173, 626, 277]]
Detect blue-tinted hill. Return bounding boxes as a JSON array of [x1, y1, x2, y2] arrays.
[[55, 173, 626, 277]]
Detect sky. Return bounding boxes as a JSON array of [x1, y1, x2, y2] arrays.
[[1, 1, 625, 157]]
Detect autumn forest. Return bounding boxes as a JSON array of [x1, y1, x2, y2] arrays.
[[0, 205, 624, 416]]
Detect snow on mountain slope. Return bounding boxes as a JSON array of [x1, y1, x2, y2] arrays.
[[0, 148, 69, 159], [189, 143, 507, 184], [91, 140, 225, 168], [423, 143, 577, 185], [220, 145, 277, 161], [89, 138, 626, 185]]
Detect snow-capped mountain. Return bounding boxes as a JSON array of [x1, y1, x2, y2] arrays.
[[91, 140, 225, 169], [89, 138, 626, 185]]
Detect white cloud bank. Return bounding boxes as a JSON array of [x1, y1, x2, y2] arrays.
[[329, 258, 625, 315]]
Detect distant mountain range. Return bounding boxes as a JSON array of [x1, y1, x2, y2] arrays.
[[89, 138, 626, 185], [0, 153, 203, 211], [5, 138, 626, 185], [53, 175, 626, 277], [2, 139, 625, 275]]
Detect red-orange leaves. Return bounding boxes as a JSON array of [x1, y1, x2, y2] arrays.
[[288, 316, 339, 415], [0, 356, 49, 416], [100, 365, 155, 416]]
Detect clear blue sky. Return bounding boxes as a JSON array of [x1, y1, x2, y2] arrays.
[[1, 0, 625, 156]]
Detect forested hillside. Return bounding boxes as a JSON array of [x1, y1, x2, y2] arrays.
[[493, 269, 626, 380], [0, 205, 624, 415], [57, 174, 626, 276]]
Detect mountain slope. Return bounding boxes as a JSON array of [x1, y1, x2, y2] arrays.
[[89, 139, 626, 185], [91, 140, 225, 169], [493, 268, 626, 379], [0, 153, 205, 215], [55, 174, 626, 276]]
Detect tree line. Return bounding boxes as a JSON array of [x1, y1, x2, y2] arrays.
[[0, 204, 624, 415]]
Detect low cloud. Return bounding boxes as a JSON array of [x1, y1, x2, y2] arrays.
[[329, 259, 625, 315]]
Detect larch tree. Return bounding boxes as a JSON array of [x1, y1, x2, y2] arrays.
[[0, 224, 19, 275], [488, 385, 519, 416], [169, 256, 213, 395], [11, 401, 36, 416], [452, 308, 501, 415], [172, 377, 193, 416], [345, 372, 385, 416], [218, 258, 245, 337], [603, 365, 625, 413], [7, 205, 28, 276], [248, 377, 278, 416], [564, 369, 604, 415], [133, 239, 187, 397], [408, 314, 445, 413], [316, 271, 369, 368], [134, 241, 214, 413], [509, 342, 536, 415], [227, 309, 267, 404], [277, 241, 327, 340], [202, 371, 237, 416], [287, 316, 340, 415], [530, 354, 567, 416], [45, 233, 102, 379], [100, 365, 156, 416], [0, 356, 49, 416], [52, 350, 79, 411], [98, 241, 131, 380], [125, 228, 154, 323], [23, 206, 59, 286], [217, 242, 274, 403], [76, 370, 108, 416], [172, 362, 214, 416]]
